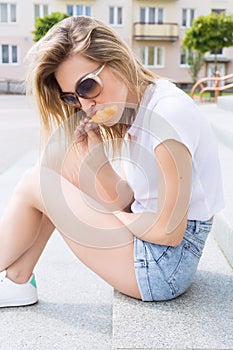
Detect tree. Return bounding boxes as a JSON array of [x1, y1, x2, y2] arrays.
[[188, 50, 204, 83], [32, 12, 70, 42], [182, 13, 233, 72]]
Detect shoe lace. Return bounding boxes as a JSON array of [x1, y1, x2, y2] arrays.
[[0, 270, 6, 282]]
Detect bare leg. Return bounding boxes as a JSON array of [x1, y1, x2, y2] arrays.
[[61, 235, 140, 299], [0, 145, 82, 284], [0, 148, 80, 284], [1, 163, 141, 299], [0, 166, 56, 282], [0, 172, 43, 270], [6, 215, 55, 283]]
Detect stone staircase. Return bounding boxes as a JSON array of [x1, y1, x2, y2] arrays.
[[0, 96, 232, 350]]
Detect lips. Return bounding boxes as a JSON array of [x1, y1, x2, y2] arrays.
[[91, 106, 117, 124]]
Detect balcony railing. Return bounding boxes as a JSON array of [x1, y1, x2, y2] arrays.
[[133, 22, 179, 41]]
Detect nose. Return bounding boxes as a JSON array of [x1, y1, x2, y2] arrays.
[[79, 97, 96, 113]]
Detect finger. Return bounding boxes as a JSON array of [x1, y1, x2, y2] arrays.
[[74, 125, 88, 145], [90, 122, 100, 131], [85, 122, 101, 137], [84, 117, 91, 123], [74, 127, 85, 138], [74, 119, 88, 137], [75, 136, 87, 145], [75, 131, 88, 144], [82, 131, 101, 150]]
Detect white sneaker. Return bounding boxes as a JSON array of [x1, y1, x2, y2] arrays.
[[0, 270, 38, 307]]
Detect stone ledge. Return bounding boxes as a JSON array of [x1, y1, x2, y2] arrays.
[[212, 213, 233, 268], [200, 105, 233, 267], [211, 143, 233, 267], [218, 96, 233, 113], [201, 104, 233, 151], [112, 234, 233, 350]]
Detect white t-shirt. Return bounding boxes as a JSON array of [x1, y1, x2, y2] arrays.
[[122, 79, 225, 220]]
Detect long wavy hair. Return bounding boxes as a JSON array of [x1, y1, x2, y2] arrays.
[[26, 16, 157, 149]]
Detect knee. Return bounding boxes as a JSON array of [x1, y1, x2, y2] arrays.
[[14, 164, 40, 197]]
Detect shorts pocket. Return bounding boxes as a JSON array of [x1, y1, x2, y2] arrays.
[[167, 242, 200, 297], [186, 221, 212, 249], [183, 237, 204, 258], [146, 243, 172, 263]]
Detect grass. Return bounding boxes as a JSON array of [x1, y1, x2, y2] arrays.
[[187, 91, 233, 97], [186, 90, 233, 102]]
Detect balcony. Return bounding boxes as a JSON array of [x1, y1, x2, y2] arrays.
[[133, 22, 179, 41]]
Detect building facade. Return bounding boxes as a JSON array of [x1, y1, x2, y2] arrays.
[[0, 0, 233, 90]]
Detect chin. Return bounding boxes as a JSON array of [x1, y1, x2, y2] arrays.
[[104, 114, 122, 127], [102, 121, 116, 127]]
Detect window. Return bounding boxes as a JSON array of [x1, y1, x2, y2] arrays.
[[67, 5, 91, 17], [0, 3, 17, 23], [34, 4, 49, 20], [140, 7, 164, 24], [182, 8, 196, 27], [157, 8, 164, 24], [212, 9, 225, 15], [211, 48, 223, 55], [1, 44, 18, 64], [140, 46, 164, 68], [109, 6, 123, 25], [180, 47, 192, 66]]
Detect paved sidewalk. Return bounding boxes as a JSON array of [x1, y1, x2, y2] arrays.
[[0, 95, 40, 174]]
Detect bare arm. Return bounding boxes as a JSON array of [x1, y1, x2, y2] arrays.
[[115, 139, 192, 246], [74, 119, 134, 212]]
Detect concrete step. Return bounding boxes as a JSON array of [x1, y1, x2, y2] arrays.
[[218, 95, 233, 112], [211, 143, 233, 267], [199, 103, 233, 267], [113, 233, 233, 350], [198, 102, 233, 267], [200, 103, 233, 151], [0, 152, 113, 350]]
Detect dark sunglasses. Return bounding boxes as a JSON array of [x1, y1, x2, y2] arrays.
[[60, 63, 105, 108]]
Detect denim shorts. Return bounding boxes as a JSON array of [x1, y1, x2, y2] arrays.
[[134, 219, 213, 301]]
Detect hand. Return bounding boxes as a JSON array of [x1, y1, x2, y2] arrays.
[[74, 118, 134, 212], [75, 116, 100, 149], [75, 117, 103, 161], [74, 117, 108, 171]]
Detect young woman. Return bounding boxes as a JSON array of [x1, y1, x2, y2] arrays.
[[0, 16, 224, 306]]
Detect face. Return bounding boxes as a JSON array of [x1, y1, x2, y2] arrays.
[[55, 54, 132, 126]]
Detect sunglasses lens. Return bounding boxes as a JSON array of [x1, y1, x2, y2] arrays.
[[61, 94, 80, 107], [77, 78, 102, 99]]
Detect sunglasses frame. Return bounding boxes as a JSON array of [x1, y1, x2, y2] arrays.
[[60, 63, 105, 108]]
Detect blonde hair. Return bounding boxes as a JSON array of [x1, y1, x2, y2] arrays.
[[27, 16, 156, 147]]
